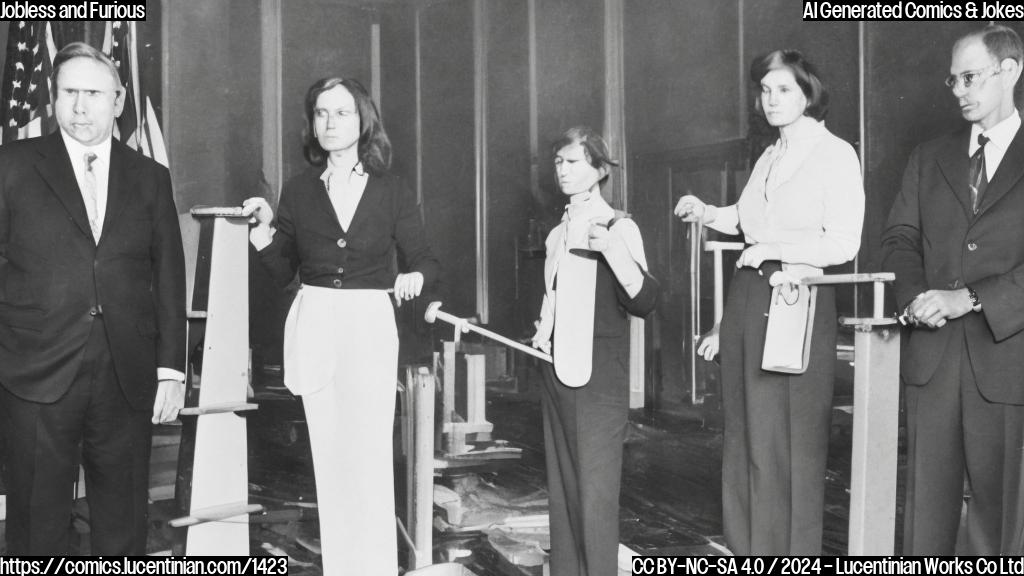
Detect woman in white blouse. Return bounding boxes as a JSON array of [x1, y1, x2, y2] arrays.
[[676, 49, 864, 555]]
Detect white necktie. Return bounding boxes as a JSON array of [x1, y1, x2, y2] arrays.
[[83, 152, 100, 242]]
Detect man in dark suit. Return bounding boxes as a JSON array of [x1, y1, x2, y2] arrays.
[[0, 42, 186, 554], [883, 24, 1024, 555]]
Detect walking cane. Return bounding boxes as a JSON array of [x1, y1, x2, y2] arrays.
[[424, 301, 553, 364]]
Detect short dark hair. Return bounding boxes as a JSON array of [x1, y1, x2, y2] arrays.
[[551, 126, 619, 170], [51, 41, 122, 99], [750, 49, 829, 121], [958, 24, 1024, 105], [302, 77, 391, 176]]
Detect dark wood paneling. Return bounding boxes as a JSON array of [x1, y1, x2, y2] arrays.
[[225, 0, 264, 205], [485, 0, 532, 336], [167, 1, 234, 211], [419, 0, 477, 318], [743, 0, 859, 149], [534, 0, 605, 219], [380, 5, 418, 183], [624, 0, 740, 158], [281, 0, 375, 183]]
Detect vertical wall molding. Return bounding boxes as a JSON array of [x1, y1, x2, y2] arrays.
[[260, 0, 282, 199], [371, 20, 381, 106], [414, 7, 423, 205], [160, 0, 171, 165], [603, 0, 627, 210], [737, 0, 747, 139], [527, 0, 539, 198], [855, 20, 866, 317], [474, 0, 489, 323]]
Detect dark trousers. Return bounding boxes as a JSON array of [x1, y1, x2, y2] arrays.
[[903, 329, 1024, 555], [541, 337, 629, 576], [719, 265, 836, 555], [0, 319, 152, 555]]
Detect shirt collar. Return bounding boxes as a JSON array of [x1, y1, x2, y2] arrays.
[[320, 160, 365, 189], [778, 115, 826, 144], [60, 129, 112, 168], [971, 110, 1021, 155]]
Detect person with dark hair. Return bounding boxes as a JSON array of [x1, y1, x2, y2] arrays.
[[883, 24, 1024, 555], [676, 49, 863, 554], [0, 41, 186, 554], [531, 126, 659, 574], [242, 77, 438, 574]]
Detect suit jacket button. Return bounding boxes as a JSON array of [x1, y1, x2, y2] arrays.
[[967, 242, 978, 251], [89, 306, 98, 316], [337, 238, 347, 248], [332, 279, 343, 288], [337, 267, 345, 274]]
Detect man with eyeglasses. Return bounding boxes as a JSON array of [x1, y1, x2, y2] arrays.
[[0, 42, 185, 554], [883, 24, 1024, 555]]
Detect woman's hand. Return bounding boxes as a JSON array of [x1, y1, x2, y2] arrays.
[[736, 243, 780, 269], [393, 272, 424, 307], [241, 197, 275, 249], [697, 324, 720, 361], [674, 195, 715, 224], [241, 197, 274, 226], [586, 219, 625, 252]]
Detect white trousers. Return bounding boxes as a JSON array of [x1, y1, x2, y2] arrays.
[[284, 285, 399, 575]]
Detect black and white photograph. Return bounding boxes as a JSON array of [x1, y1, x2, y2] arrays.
[[1, 1, 1024, 574]]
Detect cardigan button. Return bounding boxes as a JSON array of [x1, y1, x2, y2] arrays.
[[967, 241, 978, 252], [336, 267, 345, 274], [332, 279, 343, 288], [337, 238, 347, 248]]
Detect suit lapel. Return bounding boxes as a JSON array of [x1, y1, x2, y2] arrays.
[[101, 140, 136, 242], [976, 125, 1024, 218], [35, 131, 93, 240], [935, 128, 972, 219]]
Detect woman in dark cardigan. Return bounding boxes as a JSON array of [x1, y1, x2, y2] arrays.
[[243, 77, 438, 575]]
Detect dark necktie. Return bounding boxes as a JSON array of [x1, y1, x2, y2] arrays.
[[970, 134, 989, 214]]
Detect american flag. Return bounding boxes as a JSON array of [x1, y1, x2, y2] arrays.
[[106, 21, 167, 166], [1, 21, 53, 143]]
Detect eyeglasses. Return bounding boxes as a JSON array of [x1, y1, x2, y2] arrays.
[[945, 65, 1002, 90]]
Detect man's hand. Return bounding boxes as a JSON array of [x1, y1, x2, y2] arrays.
[[152, 379, 185, 424], [907, 288, 974, 328]]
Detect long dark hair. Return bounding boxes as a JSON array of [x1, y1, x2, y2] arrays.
[[302, 77, 391, 176]]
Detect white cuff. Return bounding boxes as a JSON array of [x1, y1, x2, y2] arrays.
[[157, 367, 186, 383]]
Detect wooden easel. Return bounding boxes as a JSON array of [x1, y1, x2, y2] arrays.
[[171, 207, 262, 554]]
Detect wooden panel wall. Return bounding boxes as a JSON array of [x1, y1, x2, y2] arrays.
[[484, 0, 532, 333], [534, 0, 605, 215], [418, 0, 477, 319], [280, 1, 375, 184]]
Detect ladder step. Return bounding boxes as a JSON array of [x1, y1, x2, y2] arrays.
[[169, 502, 264, 528], [179, 402, 258, 416]]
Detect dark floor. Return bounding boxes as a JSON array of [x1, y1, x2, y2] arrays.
[[0, 339, 905, 575]]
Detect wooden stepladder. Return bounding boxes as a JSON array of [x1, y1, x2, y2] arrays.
[[171, 207, 262, 554]]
